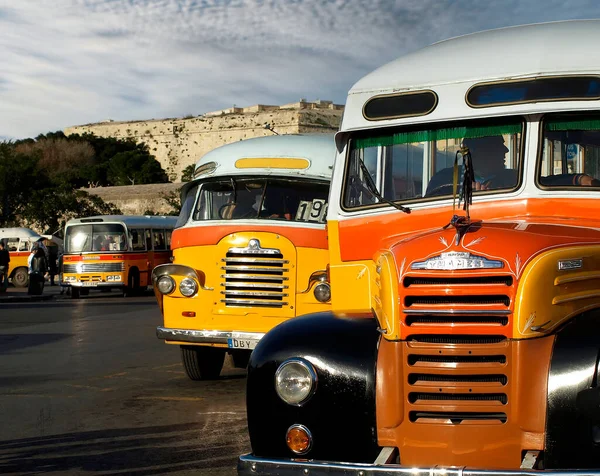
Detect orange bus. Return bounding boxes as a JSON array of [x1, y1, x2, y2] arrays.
[[62, 215, 177, 298], [240, 20, 600, 475], [0, 227, 44, 287], [152, 134, 336, 380]]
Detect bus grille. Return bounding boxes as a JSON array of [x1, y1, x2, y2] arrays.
[[220, 247, 289, 308], [63, 263, 125, 273], [405, 337, 509, 425], [400, 272, 512, 424]]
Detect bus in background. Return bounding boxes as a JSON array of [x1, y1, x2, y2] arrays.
[[62, 215, 177, 298], [239, 21, 600, 475], [152, 134, 336, 380], [0, 227, 45, 287]]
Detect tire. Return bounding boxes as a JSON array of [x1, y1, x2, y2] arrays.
[[124, 270, 140, 297], [231, 350, 251, 369], [180, 346, 225, 381], [71, 287, 80, 299], [11, 268, 28, 288], [80, 288, 89, 296]]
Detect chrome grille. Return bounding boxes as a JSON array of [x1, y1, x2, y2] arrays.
[[64, 262, 125, 273], [220, 244, 289, 308]]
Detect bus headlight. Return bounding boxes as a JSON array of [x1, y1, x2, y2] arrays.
[[157, 275, 176, 295], [313, 282, 331, 302], [275, 358, 317, 406], [179, 278, 198, 297]]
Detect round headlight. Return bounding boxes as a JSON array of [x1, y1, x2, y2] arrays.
[[275, 358, 317, 406], [156, 275, 175, 295], [313, 282, 331, 303], [179, 277, 198, 297]]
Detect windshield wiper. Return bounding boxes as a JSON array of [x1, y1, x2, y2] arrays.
[[359, 160, 411, 214]]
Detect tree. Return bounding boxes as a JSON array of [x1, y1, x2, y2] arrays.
[[0, 142, 48, 226], [15, 137, 95, 188], [107, 150, 169, 186], [0, 140, 121, 231], [181, 164, 195, 182]]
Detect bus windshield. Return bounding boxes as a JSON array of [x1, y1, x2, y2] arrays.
[[65, 224, 128, 253], [344, 119, 523, 209], [192, 178, 329, 223]]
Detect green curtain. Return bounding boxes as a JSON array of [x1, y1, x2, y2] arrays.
[[546, 118, 600, 131], [355, 124, 521, 149]]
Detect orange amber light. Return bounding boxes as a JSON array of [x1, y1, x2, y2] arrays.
[[182, 311, 196, 317], [286, 425, 312, 454]]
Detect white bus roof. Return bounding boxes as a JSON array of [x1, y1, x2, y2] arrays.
[[0, 227, 42, 240], [193, 133, 336, 181], [65, 215, 178, 229], [342, 20, 600, 131]]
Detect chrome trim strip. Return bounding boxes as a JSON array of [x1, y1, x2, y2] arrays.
[[222, 258, 289, 265], [221, 274, 289, 281], [221, 265, 289, 273], [220, 282, 288, 289], [156, 327, 265, 344], [221, 290, 288, 297], [238, 454, 600, 476], [220, 299, 288, 307], [403, 309, 512, 315]]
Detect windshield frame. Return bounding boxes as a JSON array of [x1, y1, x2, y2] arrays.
[[189, 176, 331, 224], [536, 112, 600, 192], [340, 116, 526, 213]]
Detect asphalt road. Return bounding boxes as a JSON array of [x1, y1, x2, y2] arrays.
[[0, 292, 250, 475]]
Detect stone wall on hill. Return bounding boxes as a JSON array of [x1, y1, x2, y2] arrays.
[[65, 100, 343, 182]]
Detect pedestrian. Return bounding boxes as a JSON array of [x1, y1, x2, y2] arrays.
[[27, 245, 48, 295], [44, 239, 59, 286], [0, 241, 10, 293]]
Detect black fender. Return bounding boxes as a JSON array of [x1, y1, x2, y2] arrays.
[[247, 311, 381, 463], [545, 308, 600, 469]]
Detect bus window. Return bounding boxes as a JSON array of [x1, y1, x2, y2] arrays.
[[18, 240, 30, 252], [145, 229, 153, 250], [539, 115, 600, 187], [165, 230, 172, 249], [4, 237, 19, 252], [153, 230, 166, 250], [175, 184, 199, 228], [130, 229, 146, 251]]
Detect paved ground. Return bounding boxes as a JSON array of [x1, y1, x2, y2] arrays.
[[0, 289, 250, 475]]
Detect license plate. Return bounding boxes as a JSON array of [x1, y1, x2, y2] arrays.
[[81, 282, 98, 287], [227, 337, 259, 350], [426, 258, 485, 270]]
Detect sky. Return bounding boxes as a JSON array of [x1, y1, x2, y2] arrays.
[[1, 0, 600, 140]]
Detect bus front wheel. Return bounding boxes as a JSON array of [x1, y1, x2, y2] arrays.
[[12, 268, 28, 288], [180, 346, 225, 380], [124, 270, 140, 297]]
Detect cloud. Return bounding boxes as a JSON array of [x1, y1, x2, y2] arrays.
[[1, 0, 600, 139]]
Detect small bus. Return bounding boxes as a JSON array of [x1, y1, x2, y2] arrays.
[[0, 227, 44, 287], [239, 20, 600, 475], [63, 215, 177, 298], [152, 134, 336, 380]]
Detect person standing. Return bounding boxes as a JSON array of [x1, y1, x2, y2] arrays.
[[0, 242, 10, 293], [27, 245, 48, 295]]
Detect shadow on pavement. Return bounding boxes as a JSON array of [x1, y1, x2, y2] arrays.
[[0, 333, 72, 354], [0, 421, 248, 474]]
